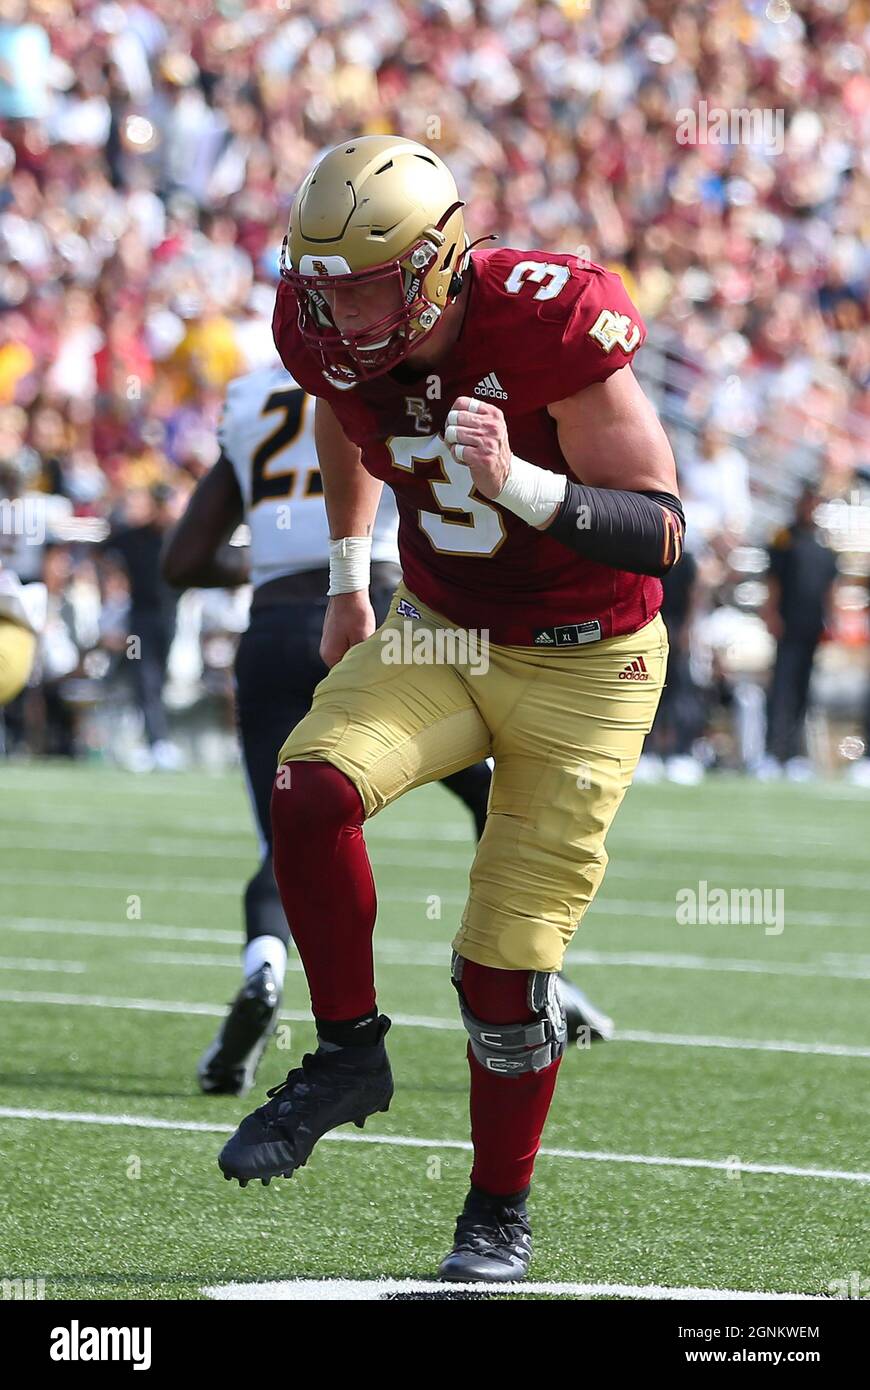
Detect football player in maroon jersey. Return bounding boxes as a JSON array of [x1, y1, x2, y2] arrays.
[[219, 136, 683, 1283]]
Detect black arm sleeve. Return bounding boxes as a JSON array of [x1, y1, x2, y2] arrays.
[[545, 482, 685, 577]]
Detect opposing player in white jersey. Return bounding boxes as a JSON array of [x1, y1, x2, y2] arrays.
[[218, 360, 403, 591], [163, 361, 613, 1095], [0, 564, 46, 713]]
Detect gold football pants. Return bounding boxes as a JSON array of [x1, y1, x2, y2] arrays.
[[278, 583, 667, 972]]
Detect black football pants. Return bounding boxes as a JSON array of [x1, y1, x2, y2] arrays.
[[766, 636, 819, 764]]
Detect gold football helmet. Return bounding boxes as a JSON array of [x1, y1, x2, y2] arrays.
[[280, 135, 466, 387]]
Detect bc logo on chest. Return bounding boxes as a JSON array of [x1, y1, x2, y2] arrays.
[[405, 397, 434, 434]]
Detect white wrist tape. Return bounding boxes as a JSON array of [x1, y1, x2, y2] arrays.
[[495, 455, 567, 527], [327, 536, 372, 595]]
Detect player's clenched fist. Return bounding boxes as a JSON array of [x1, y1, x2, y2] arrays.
[[444, 396, 513, 500], [320, 590, 376, 668]]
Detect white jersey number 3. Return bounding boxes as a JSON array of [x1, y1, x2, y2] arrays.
[[504, 260, 571, 301], [387, 435, 505, 557]]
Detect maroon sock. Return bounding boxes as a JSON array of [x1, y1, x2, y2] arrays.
[[271, 761, 377, 1022], [460, 959, 562, 1198]]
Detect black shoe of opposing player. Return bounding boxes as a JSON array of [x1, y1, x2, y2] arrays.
[[197, 964, 282, 1098], [438, 1187, 532, 1283], [557, 972, 615, 1044], [218, 1016, 393, 1186]]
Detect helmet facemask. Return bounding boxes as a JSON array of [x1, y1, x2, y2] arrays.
[[280, 219, 460, 389]]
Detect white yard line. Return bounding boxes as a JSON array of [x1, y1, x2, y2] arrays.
[[5, 888, 870, 938], [0, 988, 458, 1030], [202, 1277, 831, 1301], [0, 987, 867, 1057], [0, 806, 250, 836], [381, 892, 870, 928], [0, 917, 241, 944], [135, 944, 870, 983], [0, 989, 228, 1018], [137, 951, 302, 972], [0, 835, 256, 861], [616, 1030, 870, 1058], [3, 856, 870, 895], [561, 949, 870, 981], [1, 812, 864, 860], [373, 822, 866, 858], [7, 823, 870, 888], [0, 772, 237, 799], [2, 765, 868, 804], [3, 919, 867, 978], [0, 869, 243, 893], [374, 940, 870, 979], [0, 1106, 866, 1185], [0, 956, 86, 974]]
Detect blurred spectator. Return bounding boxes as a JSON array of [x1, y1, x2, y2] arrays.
[[637, 549, 706, 784], [0, 0, 52, 121], [100, 481, 183, 770], [0, 0, 865, 772], [36, 543, 81, 757], [758, 484, 839, 780], [680, 424, 751, 554], [0, 405, 73, 581]]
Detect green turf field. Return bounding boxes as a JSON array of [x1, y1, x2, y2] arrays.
[[0, 761, 867, 1300]]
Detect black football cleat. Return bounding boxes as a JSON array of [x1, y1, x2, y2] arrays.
[[218, 1015, 393, 1184], [197, 963, 282, 1097], [557, 973, 614, 1044], [438, 1187, 532, 1283]]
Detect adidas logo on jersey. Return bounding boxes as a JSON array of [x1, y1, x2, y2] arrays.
[[474, 373, 508, 401], [534, 630, 555, 644], [619, 657, 650, 681]]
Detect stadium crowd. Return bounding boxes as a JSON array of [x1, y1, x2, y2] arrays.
[[0, 0, 868, 775]]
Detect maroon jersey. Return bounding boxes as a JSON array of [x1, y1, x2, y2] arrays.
[[273, 247, 662, 645]]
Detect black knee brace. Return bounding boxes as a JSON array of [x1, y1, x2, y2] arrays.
[[451, 953, 567, 1074]]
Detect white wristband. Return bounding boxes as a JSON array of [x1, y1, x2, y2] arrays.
[[327, 536, 372, 595], [495, 455, 567, 528]]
